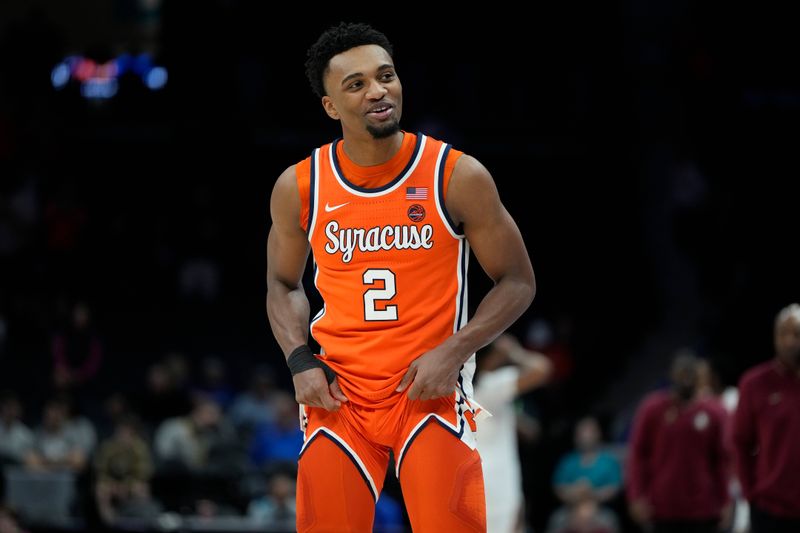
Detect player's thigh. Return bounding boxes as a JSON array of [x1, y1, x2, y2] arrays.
[[398, 421, 486, 532], [297, 433, 382, 533]]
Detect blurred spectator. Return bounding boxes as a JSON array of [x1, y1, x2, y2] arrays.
[[626, 353, 730, 533], [546, 417, 621, 533], [247, 472, 296, 529], [732, 303, 800, 533], [228, 365, 278, 433], [162, 351, 191, 392], [525, 316, 574, 384], [0, 391, 34, 465], [96, 392, 132, 439], [248, 391, 303, 469], [93, 415, 160, 525], [134, 361, 193, 433], [546, 499, 618, 533], [50, 300, 103, 398], [695, 358, 739, 414], [373, 493, 406, 533], [192, 355, 235, 410], [24, 396, 88, 473], [153, 395, 237, 474], [696, 358, 748, 532], [190, 498, 239, 521], [0, 504, 28, 533], [63, 395, 97, 459], [475, 332, 552, 533]]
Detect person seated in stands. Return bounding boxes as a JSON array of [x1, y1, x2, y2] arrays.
[[24, 396, 88, 473], [546, 416, 622, 533], [152, 394, 237, 474], [248, 391, 303, 470], [247, 471, 296, 529], [0, 391, 34, 466], [93, 414, 160, 525]]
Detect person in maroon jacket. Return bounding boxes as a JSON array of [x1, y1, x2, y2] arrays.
[[626, 353, 731, 533], [732, 303, 800, 533]]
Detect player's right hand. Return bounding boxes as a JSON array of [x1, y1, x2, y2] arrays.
[[293, 368, 349, 411]]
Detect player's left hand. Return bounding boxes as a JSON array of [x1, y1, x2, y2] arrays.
[[396, 345, 462, 400]]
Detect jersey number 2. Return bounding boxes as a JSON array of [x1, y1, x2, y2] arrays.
[[363, 269, 398, 321]]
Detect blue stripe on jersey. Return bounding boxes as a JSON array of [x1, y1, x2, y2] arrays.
[[456, 242, 467, 330], [330, 133, 423, 193], [436, 144, 464, 236], [306, 148, 317, 236]]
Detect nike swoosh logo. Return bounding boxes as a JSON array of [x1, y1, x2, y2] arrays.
[[325, 202, 349, 212]]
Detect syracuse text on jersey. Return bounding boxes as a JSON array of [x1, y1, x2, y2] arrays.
[[323, 219, 434, 263]]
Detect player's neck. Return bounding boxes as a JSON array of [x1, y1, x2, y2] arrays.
[[340, 130, 404, 167]]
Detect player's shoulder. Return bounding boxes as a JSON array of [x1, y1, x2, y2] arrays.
[[738, 360, 777, 389], [274, 163, 299, 190], [451, 152, 489, 177]]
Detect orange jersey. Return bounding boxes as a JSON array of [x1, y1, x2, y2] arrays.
[[296, 132, 475, 407]]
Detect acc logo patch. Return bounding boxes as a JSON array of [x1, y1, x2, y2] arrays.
[[407, 204, 426, 222]]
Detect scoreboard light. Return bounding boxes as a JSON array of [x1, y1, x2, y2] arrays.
[[51, 53, 168, 99]]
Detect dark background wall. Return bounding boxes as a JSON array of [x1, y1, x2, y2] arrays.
[[1, 1, 799, 530]]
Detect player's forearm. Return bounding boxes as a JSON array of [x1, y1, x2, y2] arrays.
[[446, 273, 535, 360], [266, 281, 311, 357]]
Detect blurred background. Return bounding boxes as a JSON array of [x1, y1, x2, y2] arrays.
[[1, 1, 799, 532]]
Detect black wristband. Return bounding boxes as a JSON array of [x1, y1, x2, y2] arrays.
[[287, 345, 336, 384]]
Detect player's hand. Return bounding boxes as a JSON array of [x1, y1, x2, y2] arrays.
[[396, 345, 462, 401], [293, 368, 348, 411]]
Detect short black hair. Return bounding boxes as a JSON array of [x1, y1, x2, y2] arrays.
[[305, 22, 394, 98]]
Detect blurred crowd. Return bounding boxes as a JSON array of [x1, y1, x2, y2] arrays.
[[475, 304, 800, 533], [2, 293, 799, 533]]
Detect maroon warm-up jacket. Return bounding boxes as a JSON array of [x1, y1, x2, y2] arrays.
[[626, 390, 730, 520], [732, 359, 800, 518]]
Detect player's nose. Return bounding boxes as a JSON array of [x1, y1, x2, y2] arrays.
[[365, 79, 388, 100]]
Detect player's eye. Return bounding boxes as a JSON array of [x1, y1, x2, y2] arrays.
[[381, 72, 395, 81], [348, 81, 363, 90]]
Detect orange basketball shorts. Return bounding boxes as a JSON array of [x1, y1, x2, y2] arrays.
[[296, 390, 486, 532]]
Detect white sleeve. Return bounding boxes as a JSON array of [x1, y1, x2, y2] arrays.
[[474, 366, 520, 415]]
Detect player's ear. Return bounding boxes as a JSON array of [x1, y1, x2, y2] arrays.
[[322, 96, 340, 120]]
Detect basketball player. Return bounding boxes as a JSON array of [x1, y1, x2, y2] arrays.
[[266, 22, 536, 532]]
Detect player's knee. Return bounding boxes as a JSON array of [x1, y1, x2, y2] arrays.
[[448, 450, 486, 531]]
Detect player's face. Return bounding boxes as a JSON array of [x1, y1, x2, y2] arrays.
[[322, 45, 403, 139], [775, 315, 800, 366]]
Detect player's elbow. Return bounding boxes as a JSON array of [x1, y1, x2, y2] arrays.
[[521, 267, 536, 308]]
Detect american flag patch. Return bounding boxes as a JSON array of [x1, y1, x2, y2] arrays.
[[406, 187, 428, 200]]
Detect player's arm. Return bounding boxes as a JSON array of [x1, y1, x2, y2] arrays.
[[397, 155, 535, 400], [444, 155, 536, 360], [266, 165, 347, 411], [494, 333, 553, 394]]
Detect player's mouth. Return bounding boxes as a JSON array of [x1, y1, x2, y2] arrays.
[[366, 103, 394, 120]]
